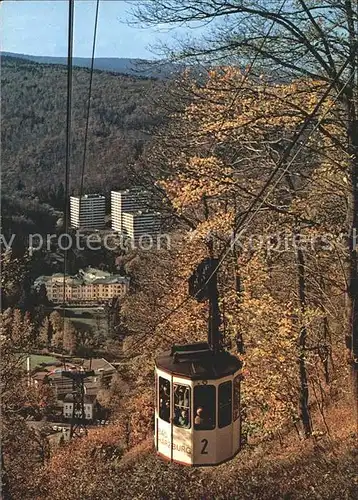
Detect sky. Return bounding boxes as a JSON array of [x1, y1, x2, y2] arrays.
[[1, 0, 209, 60]]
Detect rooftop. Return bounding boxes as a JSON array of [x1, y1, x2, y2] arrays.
[[111, 188, 148, 195], [34, 267, 129, 288], [78, 267, 110, 280], [79, 267, 129, 285], [91, 276, 129, 285], [83, 358, 116, 373], [71, 193, 105, 200]]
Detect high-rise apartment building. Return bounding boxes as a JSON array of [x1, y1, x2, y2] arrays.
[[111, 189, 148, 232], [121, 210, 160, 244], [70, 194, 106, 229]]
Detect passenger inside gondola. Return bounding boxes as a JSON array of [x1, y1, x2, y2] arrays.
[[178, 409, 189, 428], [173, 383, 191, 428], [194, 384, 216, 429], [194, 407, 204, 427], [160, 397, 170, 422], [159, 377, 170, 422]]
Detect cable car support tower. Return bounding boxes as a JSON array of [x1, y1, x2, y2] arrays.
[[62, 369, 95, 438]]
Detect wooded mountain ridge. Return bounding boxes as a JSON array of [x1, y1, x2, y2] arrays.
[[1, 51, 178, 78], [1, 55, 166, 198]]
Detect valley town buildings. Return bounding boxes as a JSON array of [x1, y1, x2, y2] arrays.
[[35, 267, 129, 304], [69, 188, 161, 242]]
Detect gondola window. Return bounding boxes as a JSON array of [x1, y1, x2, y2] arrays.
[[194, 385, 216, 430], [173, 384, 191, 428], [218, 381, 232, 428], [159, 377, 170, 422]]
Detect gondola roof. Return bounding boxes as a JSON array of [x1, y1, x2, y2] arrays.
[[155, 342, 242, 380]]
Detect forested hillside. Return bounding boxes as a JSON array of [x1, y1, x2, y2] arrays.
[[1, 56, 166, 196]]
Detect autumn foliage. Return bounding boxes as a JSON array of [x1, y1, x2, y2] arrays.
[[121, 68, 350, 439], [2, 56, 357, 500]]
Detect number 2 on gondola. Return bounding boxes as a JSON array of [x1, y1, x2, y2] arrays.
[[201, 438, 208, 454]]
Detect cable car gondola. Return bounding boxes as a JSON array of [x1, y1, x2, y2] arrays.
[[154, 258, 243, 466]]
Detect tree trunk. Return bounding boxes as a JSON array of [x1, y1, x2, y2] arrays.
[[322, 314, 331, 384], [1, 449, 10, 500], [348, 119, 358, 359], [348, 117, 358, 428], [295, 235, 312, 437]]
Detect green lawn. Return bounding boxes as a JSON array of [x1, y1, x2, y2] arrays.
[[23, 354, 60, 369]]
